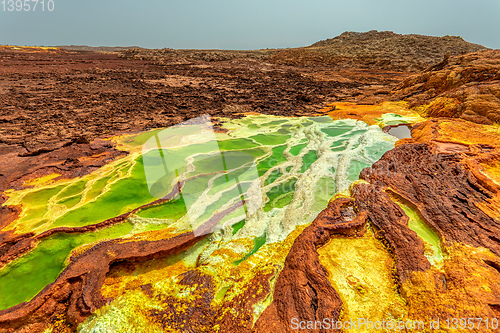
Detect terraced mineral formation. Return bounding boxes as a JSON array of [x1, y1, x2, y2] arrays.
[[2, 97, 499, 332], [0, 108, 415, 332], [252, 117, 500, 333]]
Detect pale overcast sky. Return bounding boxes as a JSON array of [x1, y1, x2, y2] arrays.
[[1, 0, 499, 49]]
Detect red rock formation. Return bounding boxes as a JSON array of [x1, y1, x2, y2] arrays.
[[351, 183, 431, 283], [254, 198, 366, 333], [358, 140, 500, 257]]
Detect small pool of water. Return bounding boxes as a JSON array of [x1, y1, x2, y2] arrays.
[[388, 125, 412, 139], [393, 199, 444, 265]]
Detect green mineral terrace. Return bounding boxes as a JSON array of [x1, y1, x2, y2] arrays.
[[0, 111, 418, 318]]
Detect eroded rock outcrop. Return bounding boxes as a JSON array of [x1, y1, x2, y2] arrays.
[[254, 198, 367, 332], [349, 118, 500, 326], [392, 50, 500, 124], [357, 140, 500, 256], [351, 183, 431, 283], [271, 31, 486, 71]]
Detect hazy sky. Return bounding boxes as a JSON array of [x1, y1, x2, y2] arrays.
[[1, 0, 499, 49]]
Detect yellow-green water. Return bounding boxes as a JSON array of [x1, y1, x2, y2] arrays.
[[0, 114, 405, 310], [394, 200, 444, 265]]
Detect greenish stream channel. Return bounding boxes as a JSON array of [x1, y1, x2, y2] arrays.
[[395, 200, 444, 265]]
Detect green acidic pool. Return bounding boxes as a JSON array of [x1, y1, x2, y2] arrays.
[[0, 113, 403, 310], [394, 200, 444, 265], [0, 222, 134, 310]]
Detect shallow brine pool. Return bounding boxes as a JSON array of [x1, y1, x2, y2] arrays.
[[0, 113, 403, 310]]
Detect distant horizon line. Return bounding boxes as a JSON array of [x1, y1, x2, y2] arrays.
[[0, 30, 492, 51]]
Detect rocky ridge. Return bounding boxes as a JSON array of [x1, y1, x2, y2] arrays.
[[271, 30, 487, 71], [392, 49, 500, 124]]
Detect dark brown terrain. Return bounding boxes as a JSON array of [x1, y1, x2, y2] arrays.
[[0, 44, 400, 151], [0, 31, 487, 196], [1, 30, 486, 151], [270, 30, 486, 71]]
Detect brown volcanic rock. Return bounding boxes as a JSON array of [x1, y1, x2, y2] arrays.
[[0, 45, 397, 152], [270, 31, 486, 71], [0, 37, 488, 155], [357, 136, 500, 257], [254, 198, 366, 333], [392, 49, 500, 124], [120, 47, 275, 63]]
